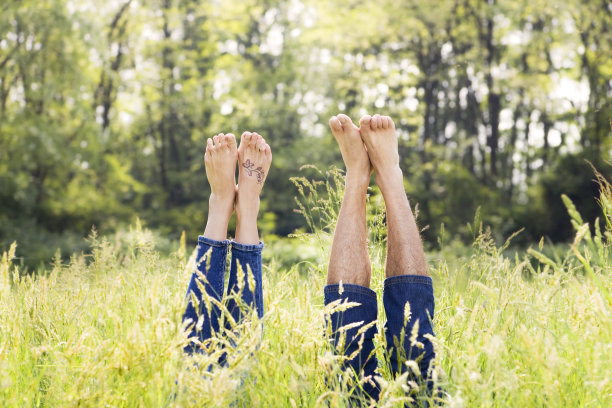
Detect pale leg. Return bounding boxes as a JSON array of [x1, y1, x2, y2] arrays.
[[235, 132, 272, 245], [183, 133, 237, 355], [202, 133, 238, 241], [225, 132, 272, 324]]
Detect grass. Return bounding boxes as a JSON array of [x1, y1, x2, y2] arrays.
[[1, 169, 611, 407]]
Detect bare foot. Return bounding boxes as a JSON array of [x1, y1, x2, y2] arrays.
[[329, 114, 371, 189], [235, 132, 272, 245], [358, 114, 403, 194], [203, 133, 238, 241]]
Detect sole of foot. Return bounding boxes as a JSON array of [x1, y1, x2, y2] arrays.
[[236, 131, 272, 218], [205, 132, 238, 204], [329, 113, 371, 189], [358, 114, 403, 193], [203, 133, 238, 240]]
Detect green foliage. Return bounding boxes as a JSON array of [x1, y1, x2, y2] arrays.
[[1, 170, 611, 406], [1, 0, 611, 266], [511, 155, 612, 244]]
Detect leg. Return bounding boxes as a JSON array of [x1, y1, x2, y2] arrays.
[[203, 133, 238, 241], [327, 114, 372, 287], [359, 114, 426, 278], [225, 132, 272, 323], [183, 133, 238, 354], [360, 114, 436, 390], [182, 237, 229, 354], [324, 114, 379, 401]]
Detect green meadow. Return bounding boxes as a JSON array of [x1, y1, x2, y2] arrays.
[[1, 172, 610, 407], [2, 1, 611, 406]]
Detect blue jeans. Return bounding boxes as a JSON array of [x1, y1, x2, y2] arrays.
[[182, 236, 264, 357], [324, 275, 436, 402]]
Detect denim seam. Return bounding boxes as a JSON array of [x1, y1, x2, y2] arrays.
[[324, 284, 377, 300], [384, 275, 432, 288], [197, 236, 230, 248], [230, 240, 264, 252]]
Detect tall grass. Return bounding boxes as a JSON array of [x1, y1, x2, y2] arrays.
[[1, 170, 610, 407]]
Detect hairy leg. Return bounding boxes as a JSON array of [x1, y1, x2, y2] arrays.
[[325, 114, 379, 401], [359, 114, 427, 277], [327, 114, 372, 287], [360, 114, 435, 396]]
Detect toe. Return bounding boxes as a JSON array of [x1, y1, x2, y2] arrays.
[[376, 115, 383, 128], [253, 133, 262, 146], [257, 138, 266, 151], [226, 133, 237, 148], [371, 115, 380, 129], [213, 134, 221, 144], [337, 114, 351, 127], [329, 116, 342, 131], [386, 116, 395, 130], [204, 139, 213, 160], [265, 143, 271, 156], [219, 133, 228, 147], [359, 115, 372, 130], [240, 131, 252, 145], [381, 116, 389, 129]]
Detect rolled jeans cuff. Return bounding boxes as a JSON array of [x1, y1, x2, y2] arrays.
[[230, 240, 264, 252], [384, 274, 433, 288], [198, 235, 230, 247]]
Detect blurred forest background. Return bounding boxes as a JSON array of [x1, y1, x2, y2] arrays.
[[0, 0, 610, 267]]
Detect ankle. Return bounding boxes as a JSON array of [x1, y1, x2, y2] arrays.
[[234, 213, 260, 245], [345, 172, 370, 192], [203, 213, 231, 242], [375, 167, 404, 195], [210, 192, 234, 208], [208, 194, 234, 221], [235, 198, 259, 222]]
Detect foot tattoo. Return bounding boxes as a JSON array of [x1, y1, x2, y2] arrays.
[[242, 159, 265, 184]]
